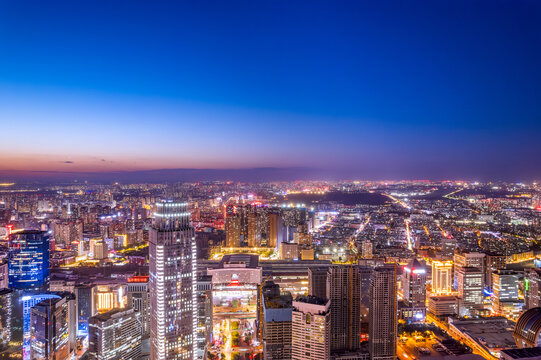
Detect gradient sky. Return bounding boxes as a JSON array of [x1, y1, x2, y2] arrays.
[[0, 0, 540, 180]]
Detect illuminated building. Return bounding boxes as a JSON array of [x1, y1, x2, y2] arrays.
[[292, 295, 331, 360], [261, 283, 292, 360], [514, 308, 541, 348], [0, 261, 8, 289], [280, 242, 299, 260], [300, 247, 314, 260], [431, 260, 453, 295], [0, 289, 12, 349], [327, 265, 360, 352], [491, 270, 522, 318], [195, 276, 212, 360], [207, 254, 262, 358], [93, 240, 107, 260], [402, 259, 426, 308], [524, 269, 541, 310], [30, 293, 77, 360], [88, 307, 142, 360], [95, 285, 123, 313], [361, 241, 373, 259], [268, 212, 284, 249], [51, 219, 83, 247], [454, 251, 485, 288], [75, 284, 96, 335], [369, 264, 397, 360], [225, 215, 241, 247], [127, 276, 150, 338], [149, 200, 196, 360], [456, 267, 484, 316], [8, 230, 50, 290]]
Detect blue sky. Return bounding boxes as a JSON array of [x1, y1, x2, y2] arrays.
[[0, 0, 540, 180]]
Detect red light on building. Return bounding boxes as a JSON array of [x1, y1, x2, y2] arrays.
[[128, 276, 149, 283], [7, 224, 13, 235]]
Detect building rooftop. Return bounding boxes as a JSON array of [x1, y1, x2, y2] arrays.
[[219, 254, 259, 269], [501, 347, 541, 359], [295, 294, 328, 306], [90, 307, 134, 322]]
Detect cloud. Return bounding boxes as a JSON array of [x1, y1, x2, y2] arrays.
[[63, 161, 74, 164]]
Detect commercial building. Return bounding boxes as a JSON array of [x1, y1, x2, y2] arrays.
[[261, 284, 292, 360], [524, 269, 541, 310], [369, 265, 397, 360], [456, 267, 484, 316], [195, 275, 212, 360], [431, 260, 453, 295], [491, 270, 522, 318], [292, 295, 331, 360], [428, 296, 458, 317], [149, 201, 196, 360], [126, 275, 150, 338], [8, 230, 50, 290], [30, 293, 77, 360], [514, 307, 541, 348], [88, 307, 142, 360]]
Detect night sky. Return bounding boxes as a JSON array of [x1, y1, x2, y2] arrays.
[[0, 1, 540, 181]]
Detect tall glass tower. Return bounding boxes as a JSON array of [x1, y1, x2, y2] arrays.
[[149, 201, 196, 360], [8, 230, 50, 290]]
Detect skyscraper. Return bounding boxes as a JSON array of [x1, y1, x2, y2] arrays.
[[8, 230, 50, 290], [292, 295, 331, 360], [402, 259, 426, 308], [456, 267, 484, 316], [327, 265, 360, 352], [308, 267, 328, 300], [30, 293, 77, 360], [369, 265, 397, 360], [127, 276, 150, 338], [149, 200, 196, 360]]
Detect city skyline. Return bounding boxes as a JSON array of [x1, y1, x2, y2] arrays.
[[1, 1, 540, 181]]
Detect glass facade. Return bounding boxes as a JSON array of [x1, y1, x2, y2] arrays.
[[8, 230, 50, 290]]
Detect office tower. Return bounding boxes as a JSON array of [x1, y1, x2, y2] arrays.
[[428, 296, 458, 317], [456, 267, 484, 316], [308, 267, 328, 300], [359, 266, 372, 337], [75, 284, 96, 335], [369, 265, 397, 360], [262, 285, 293, 360], [8, 230, 50, 290], [327, 265, 360, 352], [492, 270, 521, 318], [0, 261, 8, 289], [441, 239, 456, 258], [0, 289, 12, 349], [127, 276, 150, 338], [30, 293, 77, 360], [486, 254, 506, 290], [149, 200, 196, 360], [361, 241, 373, 259], [524, 269, 541, 309], [402, 259, 426, 308], [196, 276, 212, 360], [292, 295, 331, 360], [431, 260, 453, 295], [454, 251, 485, 287], [268, 212, 284, 249], [225, 215, 241, 247], [88, 307, 142, 360]]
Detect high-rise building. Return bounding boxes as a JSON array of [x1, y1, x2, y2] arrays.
[[359, 266, 372, 337], [292, 295, 331, 360], [431, 260, 453, 295], [402, 259, 426, 308], [8, 230, 50, 290], [225, 215, 241, 248], [0, 261, 8, 289], [454, 251, 485, 288], [262, 285, 293, 360], [149, 200, 196, 360], [524, 269, 541, 309], [0, 289, 12, 349], [486, 254, 506, 290], [369, 265, 397, 360], [88, 307, 142, 360], [327, 265, 360, 352], [195, 275, 212, 360], [456, 267, 484, 316], [491, 270, 521, 318], [75, 284, 96, 336], [30, 293, 77, 360], [308, 267, 328, 300], [127, 276, 150, 338], [93, 240, 107, 260], [268, 212, 284, 249]]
